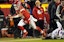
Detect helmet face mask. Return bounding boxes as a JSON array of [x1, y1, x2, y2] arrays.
[[13, 0, 21, 10], [14, 4, 20, 10]]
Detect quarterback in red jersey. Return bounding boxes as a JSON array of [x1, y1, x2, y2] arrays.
[[9, 1, 46, 38], [10, 5, 30, 38]]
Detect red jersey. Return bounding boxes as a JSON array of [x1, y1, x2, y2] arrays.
[[20, 6, 30, 23], [44, 12, 50, 24], [32, 6, 44, 20]]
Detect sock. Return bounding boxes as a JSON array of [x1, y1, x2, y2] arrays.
[[36, 26, 44, 34], [18, 26, 28, 38], [18, 26, 25, 30]]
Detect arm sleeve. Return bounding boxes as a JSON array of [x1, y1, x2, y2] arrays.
[[56, 5, 61, 19], [13, 14, 20, 18], [32, 8, 38, 19]]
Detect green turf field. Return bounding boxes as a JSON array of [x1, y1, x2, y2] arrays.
[[0, 38, 64, 42]]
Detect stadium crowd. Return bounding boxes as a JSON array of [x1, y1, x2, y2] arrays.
[[0, 0, 64, 39]]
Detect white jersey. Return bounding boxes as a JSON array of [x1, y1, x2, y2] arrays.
[[59, 30, 64, 38], [51, 20, 63, 39]]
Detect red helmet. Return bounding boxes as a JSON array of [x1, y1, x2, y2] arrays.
[[14, 0, 21, 11], [14, 0, 19, 4]]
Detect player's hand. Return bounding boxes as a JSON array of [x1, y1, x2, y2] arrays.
[[8, 14, 11, 17], [5, 16, 8, 19], [9, 16, 13, 19], [24, 20, 29, 24], [24, 21, 28, 24]]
